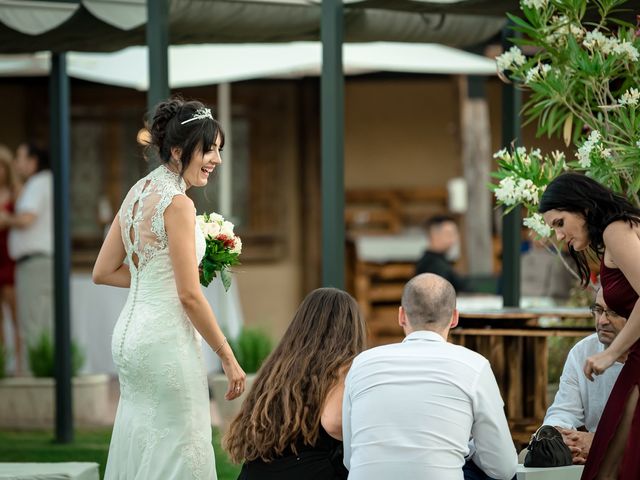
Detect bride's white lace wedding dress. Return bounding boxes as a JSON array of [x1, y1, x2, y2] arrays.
[[104, 165, 216, 480]]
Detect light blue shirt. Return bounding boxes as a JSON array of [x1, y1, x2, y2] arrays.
[[343, 330, 517, 480]]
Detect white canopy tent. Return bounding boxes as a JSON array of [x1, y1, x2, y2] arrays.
[[0, 41, 497, 89], [0, 41, 496, 216]]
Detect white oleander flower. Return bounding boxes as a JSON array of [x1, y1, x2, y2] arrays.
[[550, 150, 566, 164], [618, 88, 640, 107], [545, 16, 584, 46], [522, 0, 547, 9], [530, 148, 543, 161], [523, 213, 552, 238], [495, 177, 519, 205], [614, 41, 640, 62], [576, 130, 602, 168], [601, 148, 612, 159], [220, 220, 235, 238], [493, 148, 510, 161], [518, 178, 540, 205], [583, 30, 619, 54], [231, 237, 242, 255], [496, 46, 526, 72], [524, 64, 552, 84], [495, 176, 540, 206]]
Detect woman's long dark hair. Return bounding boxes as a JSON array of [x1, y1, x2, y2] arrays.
[[223, 288, 366, 463], [539, 172, 640, 286]]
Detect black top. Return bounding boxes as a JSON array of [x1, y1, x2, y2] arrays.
[[415, 250, 470, 293], [237, 426, 348, 480]]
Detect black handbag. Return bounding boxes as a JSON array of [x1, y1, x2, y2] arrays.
[[524, 425, 573, 468]]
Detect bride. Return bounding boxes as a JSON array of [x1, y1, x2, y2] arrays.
[[93, 98, 246, 479]]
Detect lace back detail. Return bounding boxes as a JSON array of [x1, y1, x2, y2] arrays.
[[120, 165, 187, 272]]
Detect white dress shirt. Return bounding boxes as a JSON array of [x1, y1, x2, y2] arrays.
[[8, 170, 53, 260], [343, 330, 517, 480], [544, 333, 622, 432]]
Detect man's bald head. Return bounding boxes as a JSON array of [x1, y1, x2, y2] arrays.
[[401, 273, 456, 330]]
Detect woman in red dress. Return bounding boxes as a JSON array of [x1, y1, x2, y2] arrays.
[[0, 145, 21, 374], [540, 172, 640, 480]]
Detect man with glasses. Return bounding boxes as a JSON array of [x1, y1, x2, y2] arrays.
[[542, 288, 627, 464]]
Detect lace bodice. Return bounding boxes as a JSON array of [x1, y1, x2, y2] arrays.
[[119, 164, 204, 273]]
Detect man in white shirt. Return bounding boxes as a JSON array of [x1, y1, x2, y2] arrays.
[[0, 142, 53, 371], [342, 273, 517, 480], [543, 288, 626, 464]]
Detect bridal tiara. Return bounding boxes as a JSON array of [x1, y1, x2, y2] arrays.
[[180, 108, 213, 125]]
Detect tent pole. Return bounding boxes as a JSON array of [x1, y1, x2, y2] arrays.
[[146, 0, 169, 113], [501, 21, 522, 307], [321, 0, 345, 289], [51, 51, 73, 443]]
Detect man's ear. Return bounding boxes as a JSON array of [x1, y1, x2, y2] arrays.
[[450, 308, 459, 329], [398, 306, 408, 328]]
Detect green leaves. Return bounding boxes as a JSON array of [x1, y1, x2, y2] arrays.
[[229, 328, 273, 373], [199, 236, 241, 291], [494, 0, 640, 210], [27, 330, 85, 378]]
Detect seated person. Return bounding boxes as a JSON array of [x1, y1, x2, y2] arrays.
[[223, 288, 366, 480], [416, 215, 471, 293], [520, 239, 575, 302], [543, 287, 626, 464], [342, 273, 517, 480]]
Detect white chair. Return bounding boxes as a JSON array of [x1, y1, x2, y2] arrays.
[[0, 462, 99, 480], [516, 464, 584, 480]]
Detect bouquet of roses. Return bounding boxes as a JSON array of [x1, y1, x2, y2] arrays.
[[197, 212, 242, 291]]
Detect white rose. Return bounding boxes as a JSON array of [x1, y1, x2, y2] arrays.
[[231, 236, 242, 254], [208, 212, 224, 224], [220, 220, 235, 238], [204, 221, 221, 238]]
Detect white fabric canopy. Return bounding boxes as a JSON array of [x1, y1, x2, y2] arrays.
[[0, 41, 496, 89]]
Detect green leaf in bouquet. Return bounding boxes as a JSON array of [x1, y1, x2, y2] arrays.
[[220, 268, 233, 292]]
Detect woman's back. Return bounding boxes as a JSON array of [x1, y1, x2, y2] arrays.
[[238, 426, 348, 480]]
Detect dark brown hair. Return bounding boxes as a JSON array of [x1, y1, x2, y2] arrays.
[[539, 172, 640, 286], [142, 97, 224, 174]]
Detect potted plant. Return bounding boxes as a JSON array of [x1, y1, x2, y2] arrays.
[[0, 330, 110, 429], [210, 327, 273, 433]]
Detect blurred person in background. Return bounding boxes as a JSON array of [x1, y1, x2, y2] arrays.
[[0, 144, 22, 374], [0, 142, 53, 373]]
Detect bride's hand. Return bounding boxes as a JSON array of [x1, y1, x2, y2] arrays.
[[220, 348, 246, 401]]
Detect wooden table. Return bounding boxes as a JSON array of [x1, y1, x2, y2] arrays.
[[450, 308, 593, 443]]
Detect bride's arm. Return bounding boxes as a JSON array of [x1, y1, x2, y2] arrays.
[[93, 215, 131, 288], [165, 195, 246, 400]]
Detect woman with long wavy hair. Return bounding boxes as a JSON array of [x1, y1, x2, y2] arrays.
[[224, 288, 366, 480]]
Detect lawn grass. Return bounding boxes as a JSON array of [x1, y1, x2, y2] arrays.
[[0, 428, 241, 479]]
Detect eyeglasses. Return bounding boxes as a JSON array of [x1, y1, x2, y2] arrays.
[[590, 305, 622, 320]]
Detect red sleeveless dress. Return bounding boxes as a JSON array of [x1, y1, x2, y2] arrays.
[[581, 259, 640, 479], [0, 200, 15, 286]]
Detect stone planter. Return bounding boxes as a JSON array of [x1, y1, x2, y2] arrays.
[[209, 372, 257, 434], [0, 374, 110, 429]]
